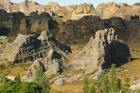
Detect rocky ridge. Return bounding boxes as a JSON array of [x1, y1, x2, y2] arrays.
[[0, 31, 71, 80], [71, 28, 130, 74], [3, 31, 71, 63], [24, 28, 129, 86], [0, 1, 140, 20], [45, 28, 131, 85]]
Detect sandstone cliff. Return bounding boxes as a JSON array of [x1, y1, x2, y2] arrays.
[[0, 1, 140, 20], [0, 9, 57, 41], [0, 9, 139, 48]]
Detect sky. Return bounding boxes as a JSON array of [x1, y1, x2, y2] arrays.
[[11, 0, 140, 7]]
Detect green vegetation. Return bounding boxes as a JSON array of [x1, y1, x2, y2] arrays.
[[0, 74, 42, 93], [108, 65, 120, 93], [83, 64, 131, 93], [0, 62, 32, 76], [35, 63, 50, 93], [0, 63, 50, 93], [83, 77, 90, 93]]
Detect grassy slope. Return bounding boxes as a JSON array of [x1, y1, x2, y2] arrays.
[[51, 81, 83, 93], [0, 62, 32, 77], [117, 60, 140, 83], [0, 43, 140, 93]]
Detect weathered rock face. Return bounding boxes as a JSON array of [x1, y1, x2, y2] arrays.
[[23, 59, 46, 80], [0, 9, 57, 41], [0, 1, 96, 20], [0, 1, 140, 20], [20, 12, 56, 34], [126, 19, 140, 48], [71, 28, 130, 74], [57, 16, 103, 43], [96, 2, 140, 19], [70, 3, 96, 20], [23, 49, 70, 80], [56, 16, 101, 42], [1, 31, 71, 64], [0, 0, 11, 12], [57, 15, 140, 48], [0, 8, 139, 48]]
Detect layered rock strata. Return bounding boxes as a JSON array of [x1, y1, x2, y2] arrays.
[[1, 31, 71, 64], [71, 28, 131, 74]]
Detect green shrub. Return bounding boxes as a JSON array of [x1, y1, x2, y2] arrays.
[[0, 80, 42, 93], [0, 63, 4, 69], [136, 89, 140, 93], [35, 63, 50, 93], [0, 73, 43, 93], [83, 64, 131, 93], [109, 64, 120, 93], [19, 82, 42, 93]]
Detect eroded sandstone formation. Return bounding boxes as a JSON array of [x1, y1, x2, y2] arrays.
[[0, 9, 57, 41], [1, 31, 71, 64], [0, 8, 139, 48], [96, 2, 140, 19], [0, 1, 140, 20], [71, 28, 131, 74]]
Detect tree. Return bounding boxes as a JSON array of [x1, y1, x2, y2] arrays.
[[0, 71, 43, 93], [82, 64, 132, 93], [15, 73, 21, 84], [0, 79, 42, 93], [99, 71, 109, 93], [90, 83, 96, 93], [42, 74, 50, 93], [108, 64, 120, 93], [83, 77, 90, 93], [35, 63, 50, 93]]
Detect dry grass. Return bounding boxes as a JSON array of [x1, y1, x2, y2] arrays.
[[69, 42, 86, 61], [0, 62, 32, 77], [117, 59, 140, 83], [0, 44, 139, 93], [51, 81, 83, 93]]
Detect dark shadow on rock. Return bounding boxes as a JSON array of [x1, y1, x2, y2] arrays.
[[0, 27, 10, 36], [102, 40, 131, 69], [109, 40, 131, 67]]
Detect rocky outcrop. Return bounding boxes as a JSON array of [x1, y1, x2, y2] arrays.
[[23, 59, 46, 80], [69, 3, 96, 20], [71, 28, 130, 74], [23, 53, 70, 80], [48, 28, 131, 85], [1, 31, 71, 64], [23, 49, 70, 80]]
